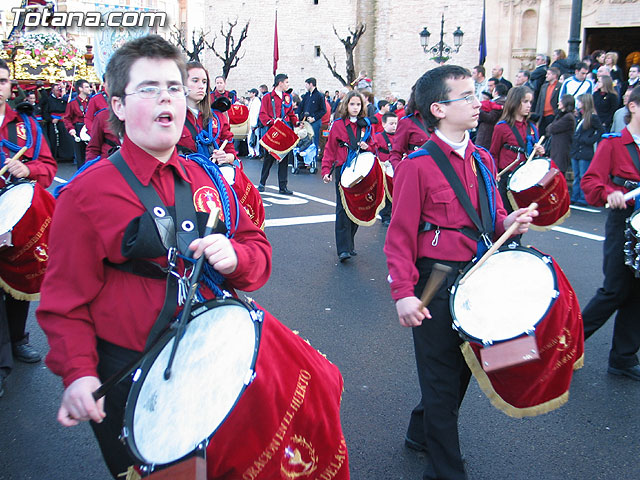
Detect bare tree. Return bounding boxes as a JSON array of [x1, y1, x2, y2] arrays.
[[207, 18, 250, 79], [321, 23, 367, 87], [170, 27, 209, 63]]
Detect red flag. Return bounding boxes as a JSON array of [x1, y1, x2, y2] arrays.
[[273, 11, 279, 76]]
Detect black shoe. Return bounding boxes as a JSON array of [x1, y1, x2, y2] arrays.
[[257, 184, 265, 192], [608, 365, 640, 381], [404, 435, 427, 452], [12, 343, 41, 363], [338, 252, 352, 262], [279, 188, 293, 195], [350, 250, 357, 256]]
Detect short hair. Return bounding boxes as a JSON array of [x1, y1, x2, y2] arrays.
[[624, 86, 640, 124], [473, 65, 486, 77], [559, 94, 575, 113], [414, 65, 472, 128], [630, 64, 640, 72], [259, 84, 268, 90], [214, 75, 225, 82], [336, 90, 366, 119], [75, 79, 89, 91], [548, 67, 561, 78], [305, 77, 317, 86], [520, 70, 531, 80], [397, 99, 406, 107], [0, 59, 9, 75], [494, 83, 508, 96], [105, 34, 186, 138], [488, 77, 499, 84], [377, 99, 389, 109], [575, 62, 588, 72], [605, 51, 619, 64], [382, 112, 398, 123], [273, 73, 288, 87]]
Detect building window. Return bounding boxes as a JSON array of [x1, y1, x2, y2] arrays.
[[315, 46, 321, 57]]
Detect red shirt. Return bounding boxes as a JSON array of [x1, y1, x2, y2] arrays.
[[258, 90, 298, 128], [374, 131, 395, 162], [321, 118, 376, 176], [63, 95, 89, 132], [489, 120, 536, 171], [394, 107, 406, 119], [84, 92, 109, 135], [582, 128, 640, 207], [388, 112, 430, 169], [0, 105, 56, 188], [373, 112, 384, 134], [85, 109, 119, 161], [384, 134, 507, 301], [178, 109, 236, 157], [36, 136, 272, 387]]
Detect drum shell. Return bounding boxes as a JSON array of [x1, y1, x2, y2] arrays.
[[339, 153, 386, 226], [624, 210, 640, 276], [383, 161, 393, 201], [507, 158, 570, 228]]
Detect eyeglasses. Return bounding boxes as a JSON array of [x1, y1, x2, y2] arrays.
[[124, 85, 189, 99], [437, 94, 478, 105]]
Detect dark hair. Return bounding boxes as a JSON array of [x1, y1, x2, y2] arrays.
[[336, 90, 366, 119], [591, 49, 605, 62], [494, 83, 508, 97], [377, 99, 389, 109], [575, 62, 588, 72], [273, 73, 288, 87], [554, 49, 567, 60], [214, 75, 225, 83], [106, 34, 186, 138], [0, 59, 9, 75], [382, 112, 398, 123], [474, 65, 486, 77], [520, 70, 531, 80], [414, 65, 472, 128], [559, 94, 575, 113], [576, 93, 596, 130], [488, 77, 499, 84], [499, 86, 534, 125], [260, 84, 268, 90], [186, 61, 212, 124], [405, 83, 417, 115], [361, 90, 374, 103], [630, 64, 640, 72], [397, 99, 406, 107], [548, 67, 561, 79], [75, 79, 88, 91], [624, 86, 640, 124], [305, 77, 317, 86]]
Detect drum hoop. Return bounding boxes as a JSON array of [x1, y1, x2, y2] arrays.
[[0, 180, 36, 233], [122, 296, 262, 466], [340, 151, 376, 189], [628, 209, 640, 232], [449, 245, 559, 345], [507, 157, 551, 193]]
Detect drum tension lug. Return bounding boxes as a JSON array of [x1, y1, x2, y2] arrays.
[[119, 426, 129, 442], [250, 310, 265, 323]]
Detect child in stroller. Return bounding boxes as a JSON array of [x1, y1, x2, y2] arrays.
[[291, 121, 318, 174]]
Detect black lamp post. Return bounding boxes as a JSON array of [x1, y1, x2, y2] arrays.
[[419, 13, 464, 64]]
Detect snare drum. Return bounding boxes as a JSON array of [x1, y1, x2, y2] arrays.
[[259, 118, 299, 161], [218, 163, 236, 186], [382, 160, 394, 201], [123, 298, 349, 478], [338, 152, 386, 226], [0, 181, 55, 300], [507, 158, 570, 228], [451, 246, 584, 417], [228, 104, 250, 140], [624, 210, 640, 277], [79, 125, 91, 142]]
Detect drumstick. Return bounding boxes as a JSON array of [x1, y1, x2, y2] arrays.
[[605, 186, 640, 208], [524, 136, 545, 165], [459, 202, 537, 285], [0, 146, 28, 176], [419, 263, 453, 309], [164, 206, 220, 381], [496, 136, 545, 178]]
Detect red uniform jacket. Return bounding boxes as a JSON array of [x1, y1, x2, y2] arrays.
[[373, 112, 384, 134], [0, 106, 56, 188], [389, 112, 430, 169], [489, 120, 537, 172], [258, 90, 298, 128], [85, 109, 119, 162], [384, 133, 507, 300], [37, 136, 272, 387], [63, 95, 89, 133], [84, 92, 109, 135], [210, 89, 237, 104], [582, 128, 640, 207], [177, 109, 236, 157], [374, 130, 395, 162], [321, 118, 376, 176]]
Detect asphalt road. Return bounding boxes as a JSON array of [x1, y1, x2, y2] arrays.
[[1, 157, 639, 480]]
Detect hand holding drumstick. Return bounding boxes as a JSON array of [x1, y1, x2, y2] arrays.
[[210, 140, 232, 165], [496, 137, 545, 181], [0, 146, 29, 178]]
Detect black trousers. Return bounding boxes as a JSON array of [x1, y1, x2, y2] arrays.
[[90, 339, 138, 479], [408, 258, 470, 480], [379, 198, 392, 223], [0, 297, 12, 379], [0, 295, 31, 377], [334, 168, 358, 256], [583, 207, 640, 368], [259, 151, 290, 189], [73, 139, 87, 169]]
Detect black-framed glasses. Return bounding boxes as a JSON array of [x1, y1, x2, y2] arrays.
[[124, 85, 189, 99], [437, 94, 478, 104]]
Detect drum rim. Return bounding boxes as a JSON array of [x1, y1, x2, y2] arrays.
[[340, 151, 377, 189], [122, 296, 262, 466], [0, 180, 36, 233], [507, 157, 551, 193], [629, 209, 640, 231], [449, 245, 559, 345]]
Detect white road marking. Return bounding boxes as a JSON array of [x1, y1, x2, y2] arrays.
[[263, 185, 336, 207], [550, 226, 605, 241], [265, 214, 336, 228]]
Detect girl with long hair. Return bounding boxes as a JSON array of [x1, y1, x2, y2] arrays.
[[570, 93, 604, 205], [594, 74, 619, 132], [321, 90, 376, 262]]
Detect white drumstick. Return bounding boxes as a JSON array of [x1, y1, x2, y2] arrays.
[[605, 186, 640, 208]]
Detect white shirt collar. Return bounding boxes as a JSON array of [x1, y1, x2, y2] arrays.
[[434, 128, 470, 158]]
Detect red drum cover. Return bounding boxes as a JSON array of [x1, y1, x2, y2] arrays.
[[206, 307, 349, 480], [339, 156, 386, 226], [460, 254, 584, 418], [507, 158, 570, 229], [228, 104, 250, 140], [259, 119, 299, 161], [0, 182, 55, 300], [232, 163, 266, 230]]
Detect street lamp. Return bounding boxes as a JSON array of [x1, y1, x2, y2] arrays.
[[419, 13, 464, 64]]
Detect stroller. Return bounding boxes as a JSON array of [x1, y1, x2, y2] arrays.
[[291, 121, 318, 174]]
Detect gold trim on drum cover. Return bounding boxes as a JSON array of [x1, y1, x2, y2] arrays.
[[0, 275, 40, 301], [338, 165, 387, 227]]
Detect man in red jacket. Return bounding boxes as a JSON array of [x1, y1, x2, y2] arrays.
[[63, 79, 91, 168]]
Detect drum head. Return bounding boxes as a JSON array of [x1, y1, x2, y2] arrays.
[[508, 158, 550, 193], [0, 182, 35, 234], [218, 164, 236, 186], [124, 299, 260, 466], [340, 151, 375, 188], [450, 247, 558, 344], [630, 210, 640, 233]]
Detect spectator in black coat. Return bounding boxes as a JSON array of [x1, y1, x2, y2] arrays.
[[593, 75, 619, 132], [551, 49, 572, 77], [297, 77, 327, 148], [476, 83, 507, 149], [547, 94, 576, 174], [571, 93, 604, 205], [530, 53, 548, 104]]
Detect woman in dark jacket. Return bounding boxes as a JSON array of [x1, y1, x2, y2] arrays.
[[476, 83, 507, 148], [571, 93, 605, 205], [547, 94, 576, 175], [593, 75, 619, 132]]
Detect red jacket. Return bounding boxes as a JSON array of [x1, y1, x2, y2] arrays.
[[388, 112, 430, 169], [63, 95, 89, 132], [321, 118, 376, 176], [582, 128, 640, 207], [372, 112, 384, 134], [258, 90, 298, 128], [85, 92, 109, 135], [0, 105, 56, 188], [374, 130, 395, 162], [37, 136, 272, 387], [177, 109, 236, 157], [384, 134, 507, 300], [489, 120, 537, 171], [85, 109, 119, 161]]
